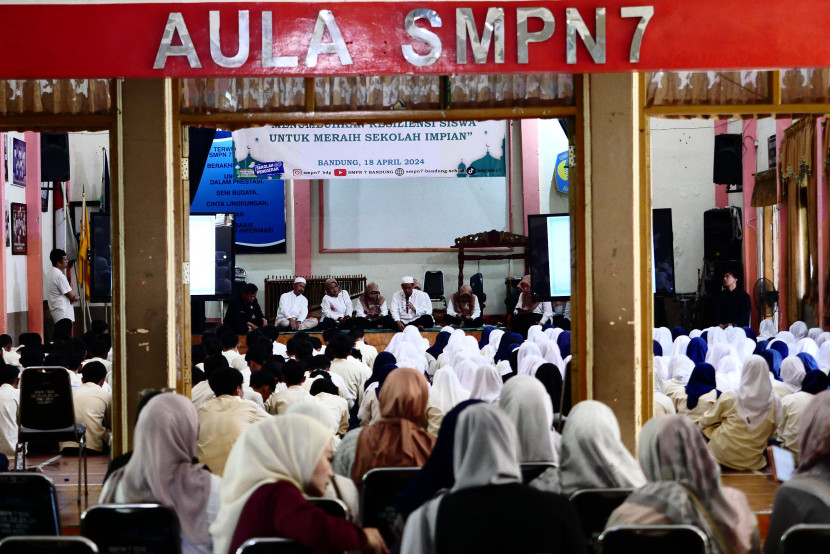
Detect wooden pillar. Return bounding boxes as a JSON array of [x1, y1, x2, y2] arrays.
[[579, 73, 650, 451], [110, 79, 187, 453], [742, 121, 759, 329]]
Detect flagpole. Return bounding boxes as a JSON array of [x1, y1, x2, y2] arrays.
[[60, 181, 83, 331]]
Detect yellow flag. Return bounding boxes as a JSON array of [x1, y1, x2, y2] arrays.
[[78, 193, 90, 301]]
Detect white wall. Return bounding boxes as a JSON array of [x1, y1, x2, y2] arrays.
[[538, 119, 570, 214]]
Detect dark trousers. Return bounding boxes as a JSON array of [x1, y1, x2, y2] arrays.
[[354, 315, 396, 330], [393, 315, 435, 330], [510, 312, 543, 338], [444, 314, 484, 328], [53, 318, 73, 341], [317, 317, 357, 331]]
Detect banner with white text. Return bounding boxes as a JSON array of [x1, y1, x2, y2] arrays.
[[232, 121, 506, 179]]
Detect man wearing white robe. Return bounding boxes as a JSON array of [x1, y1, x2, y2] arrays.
[[275, 277, 318, 330], [390, 276, 434, 331]]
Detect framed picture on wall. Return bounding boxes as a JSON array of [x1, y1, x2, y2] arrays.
[[12, 138, 26, 187], [4, 206, 9, 248], [3, 135, 7, 184], [11, 203, 26, 255]]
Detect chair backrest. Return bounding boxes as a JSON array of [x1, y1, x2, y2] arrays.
[[81, 504, 181, 554], [18, 367, 76, 432], [470, 273, 484, 296], [0, 473, 60, 538], [569, 488, 634, 543], [423, 271, 444, 300], [360, 467, 420, 545], [236, 538, 313, 554], [598, 524, 708, 554], [780, 523, 830, 553], [308, 497, 348, 519], [0, 536, 98, 554], [520, 462, 556, 484]]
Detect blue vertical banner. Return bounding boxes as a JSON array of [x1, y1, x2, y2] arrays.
[[191, 131, 286, 253], [554, 150, 569, 194]]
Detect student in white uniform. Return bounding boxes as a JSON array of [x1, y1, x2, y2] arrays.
[[82, 339, 114, 386], [46, 249, 79, 341], [0, 363, 20, 459], [389, 276, 434, 331], [318, 278, 355, 331], [0, 335, 20, 369], [219, 330, 251, 384], [266, 360, 311, 415], [61, 361, 111, 453], [275, 277, 318, 331], [349, 328, 378, 369]]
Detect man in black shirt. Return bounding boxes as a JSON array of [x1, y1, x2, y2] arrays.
[[714, 271, 751, 327], [223, 283, 268, 333]]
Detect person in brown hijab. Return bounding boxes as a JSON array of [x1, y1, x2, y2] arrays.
[[352, 368, 436, 486], [510, 275, 553, 338], [354, 282, 396, 330], [445, 285, 483, 328]]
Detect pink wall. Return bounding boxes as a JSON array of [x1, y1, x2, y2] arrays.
[[24, 132, 43, 335], [0, 134, 6, 332], [742, 121, 759, 330], [520, 120, 540, 234], [714, 121, 729, 208], [293, 180, 312, 276], [776, 119, 792, 330]]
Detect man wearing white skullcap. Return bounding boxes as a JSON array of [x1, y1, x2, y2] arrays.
[[275, 277, 318, 331], [390, 276, 434, 331]]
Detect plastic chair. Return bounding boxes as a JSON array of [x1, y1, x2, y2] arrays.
[[597, 524, 708, 554], [359, 467, 420, 546], [470, 272, 487, 311], [15, 367, 87, 500], [0, 473, 60, 538], [236, 538, 313, 554], [0, 536, 98, 554], [423, 271, 445, 306], [780, 523, 830, 553], [520, 462, 556, 484], [308, 497, 349, 519], [81, 504, 181, 554], [569, 488, 633, 546]]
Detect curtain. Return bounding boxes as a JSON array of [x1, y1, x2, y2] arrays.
[[0, 79, 110, 115], [779, 117, 818, 324], [313, 76, 440, 111], [645, 71, 770, 106], [180, 78, 306, 114], [823, 120, 830, 326], [781, 69, 830, 104], [451, 74, 573, 108]]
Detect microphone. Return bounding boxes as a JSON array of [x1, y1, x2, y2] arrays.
[[404, 292, 412, 314]]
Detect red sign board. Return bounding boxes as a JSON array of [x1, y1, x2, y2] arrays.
[[0, 1, 828, 78]]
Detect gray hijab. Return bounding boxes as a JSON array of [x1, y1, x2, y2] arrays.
[[452, 403, 522, 491]]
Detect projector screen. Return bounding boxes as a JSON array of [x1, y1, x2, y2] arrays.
[[528, 213, 571, 301], [189, 213, 235, 299]]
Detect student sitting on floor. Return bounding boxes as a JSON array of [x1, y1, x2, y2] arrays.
[[61, 361, 111, 454], [444, 285, 483, 328], [0, 363, 20, 460], [266, 360, 311, 415]]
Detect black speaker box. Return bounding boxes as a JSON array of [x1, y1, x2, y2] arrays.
[[41, 132, 70, 182], [713, 133, 742, 185], [703, 208, 742, 261]]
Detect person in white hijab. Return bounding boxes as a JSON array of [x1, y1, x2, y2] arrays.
[[210, 414, 387, 554], [726, 326, 747, 354], [518, 354, 548, 378], [776, 330, 796, 346], [790, 321, 809, 341], [285, 402, 359, 519], [808, 327, 823, 341], [699, 355, 782, 471], [453, 359, 479, 391], [653, 356, 670, 383], [671, 335, 691, 360], [663, 355, 695, 403], [500, 375, 561, 464], [515, 342, 543, 375], [775, 357, 806, 397], [100, 393, 218, 554], [654, 327, 674, 357], [530, 400, 646, 495], [706, 342, 739, 369], [545, 327, 564, 343], [740, 338, 756, 363], [758, 319, 777, 341], [654, 366, 676, 417], [528, 325, 546, 344], [819, 341, 830, 373], [707, 326, 728, 346], [399, 403, 586, 554], [537, 340, 566, 378], [402, 325, 430, 351], [426, 367, 470, 435], [469, 364, 503, 403], [792, 337, 820, 359], [689, 329, 703, 339], [715, 355, 743, 393], [817, 332, 830, 348], [480, 329, 504, 361]]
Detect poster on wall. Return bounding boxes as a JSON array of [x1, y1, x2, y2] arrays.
[[4, 206, 9, 247], [190, 130, 286, 254], [3, 135, 7, 183], [11, 203, 26, 254], [232, 121, 507, 180], [12, 138, 25, 187]]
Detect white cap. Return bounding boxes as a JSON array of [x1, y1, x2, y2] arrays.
[[294, 277, 306, 284], [401, 276, 415, 284]]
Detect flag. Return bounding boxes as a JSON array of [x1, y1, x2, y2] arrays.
[[78, 190, 90, 301], [99, 149, 110, 213]]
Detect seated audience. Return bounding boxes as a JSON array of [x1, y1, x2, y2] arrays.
[[0, 334, 20, 368], [61, 361, 111, 453], [191, 355, 230, 409], [197, 367, 268, 476], [218, 330, 250, 381], [318, 278, 356, 331], [510, 275, 552, 338], [400, 403, 587, 553], [354, 282, 395, 330], [500, 375, 560, 464], [773, 356, 805, 398], [209, 414, 388, 554], [105, 389, 165, 481], [309, 377, 349, 439], [607, 415, 760, 554], [425, 367, 469, 435], [248, 368, 276, 406], [777, 369, 828, 452], [350, 327, 378, 368], [223, 283, 268, 334], [351, 368, 435, 486], [676, 362, 721, 424], [0, 363, 19, 459], [275, 277, 318, 331], [444, 285, 483, 328], [358, 361, 397, 428], [390, 276, 434, 331], [266, 360, 311, 415], [328, 333, 370, 410], [82, 339, 113, 385], [700, 355, 781, 471], [530, 400, 645, 494], [101, 393, 220, 554]]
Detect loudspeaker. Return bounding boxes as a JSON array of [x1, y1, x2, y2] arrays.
[[713, 133, 742, 185], [703, 208, 742, 261], [40, 132, 70, 182]]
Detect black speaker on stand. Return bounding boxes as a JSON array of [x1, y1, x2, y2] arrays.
[[41, 132, 70, 182], [713, 133, 742, 189]]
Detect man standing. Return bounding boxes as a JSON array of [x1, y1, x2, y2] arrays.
[[714, 270, 751, 328], [46, 249, 78, 341], [223, 283, 268, 334], [390, 276, 434, 331], [275, 277, 318, 331]]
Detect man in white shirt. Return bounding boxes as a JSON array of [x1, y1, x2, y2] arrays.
[[197, 367, 269, 476], [349, 328, 378, 368], [310, 378, 349, 437], [82, 339, 114, 386], [219, 330, 251, 384], [61, 361, 111, 453], [327, 333, 370, 410], [266, 360, 312, 414], [275, 277, 318, 330], [0, 335, 21, 369], [319, 278, 355, 330], [46, 249, 78, 341], [390, 276, 434, 331], [0, 363, 20, 459]]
